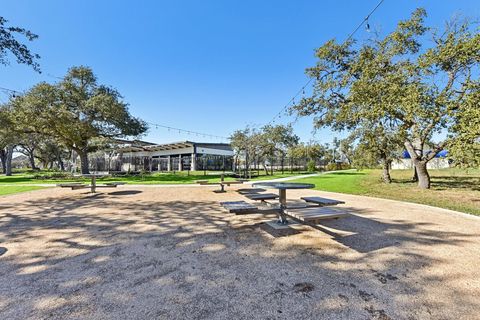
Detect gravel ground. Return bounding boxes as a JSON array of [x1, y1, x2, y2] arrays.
[[0, 186, 479, 320]]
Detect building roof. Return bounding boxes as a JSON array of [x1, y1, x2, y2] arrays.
[[117, 141, 231, 153]]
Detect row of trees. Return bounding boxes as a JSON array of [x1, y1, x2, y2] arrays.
[[230, 125, 348, 176], [292, 8, 480, 189]]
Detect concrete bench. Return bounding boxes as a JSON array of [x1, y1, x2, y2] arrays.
[[286, 207, 348, 223], [263, 199, 313, 209], [221, 181, 244, 186], [220, 201, 258, 214], [198, 180, 244, 192], [301, 196, 345, 206], [103, 182, 127, 186], [70, 184, 89, 190], [236, 188, 266, 195], [245, 193, 279, 201], [196, 180, 209, 185], [57, 183, 84, 187]]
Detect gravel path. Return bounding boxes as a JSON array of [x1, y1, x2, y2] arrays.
[[0, 186, 479, 319]]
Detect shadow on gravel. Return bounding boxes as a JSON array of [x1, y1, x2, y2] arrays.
[[0, 192, 477, 319], [108, 190, 143, 196]]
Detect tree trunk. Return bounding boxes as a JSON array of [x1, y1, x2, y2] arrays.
[[411, 166, 418, 182], [58, 156, 65, 171], [78, 151, 90, 174], [0, 149, 6, 174], [5, 145, 14, 176], [382, 160, 391, 184], [414, 160, 430, 189], [262, 163, 269, 175], [28, 152, 37, 170]]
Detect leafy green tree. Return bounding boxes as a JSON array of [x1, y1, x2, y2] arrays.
[[0, 16, 40, 71], [293, 8, 480, 189], [350, 122, 403, 183], [0, 104, 16, 175], [287, 142, 327, 171], [230, 127, 261, 177], [339, 136, 355, 165], [447, 90, 480, 167], [13, 66, 148, 174], [259, 124, 299, 174], [17, 132, 43, 170], [33, 138, 69, 170]]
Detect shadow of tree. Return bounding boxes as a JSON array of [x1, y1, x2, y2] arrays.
[[430, 175, 480, 191], [392, 175, 480, 191]]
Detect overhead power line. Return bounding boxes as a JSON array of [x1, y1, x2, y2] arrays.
[[0, 86, 22, 95], [267, 0, 386, 126]]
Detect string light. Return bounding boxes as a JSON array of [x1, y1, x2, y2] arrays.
[[146, 121, 229, 141], [265, 0, 385, 126], [1, 0, 386, 143], [0, 86, 22, 96]]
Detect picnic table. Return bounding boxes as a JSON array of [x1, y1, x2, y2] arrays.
[[252, 182, 315, 224], [82, 173, 110, 193], [58, 173, 127, 193], [196, 173, 246, 192]]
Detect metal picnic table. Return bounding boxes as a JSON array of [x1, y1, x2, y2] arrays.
[[81, 173, 110, 193], [252, 182, 315, 224]]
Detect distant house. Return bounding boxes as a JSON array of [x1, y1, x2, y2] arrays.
[[391, 150, 450, 170]]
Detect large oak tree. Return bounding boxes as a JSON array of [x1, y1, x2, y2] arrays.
[[293, 8, 480, 189], [13, 66, 148, 174]]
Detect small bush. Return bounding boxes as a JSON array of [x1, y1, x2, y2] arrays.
[[33, 172, 75, 180], [326, 163, 351, 171], [307, 160, 317, 172]]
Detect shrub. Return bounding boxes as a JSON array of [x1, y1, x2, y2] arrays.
[[326, 163, 351, 171], [33, 172, 75, 180], [307, 160, 317, 172]]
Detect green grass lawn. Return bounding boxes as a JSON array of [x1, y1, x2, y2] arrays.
[[0, 170, 312, 185], [0, 186, 46, 197], [292, 168, 480, 216]]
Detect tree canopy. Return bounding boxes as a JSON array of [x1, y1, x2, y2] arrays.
[[292, 8, 480, 189], [0, 16, 40, 72], [12, 66, 148, 173]]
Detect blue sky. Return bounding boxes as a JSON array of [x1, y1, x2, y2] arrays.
[[1, 0, 479, 144]]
